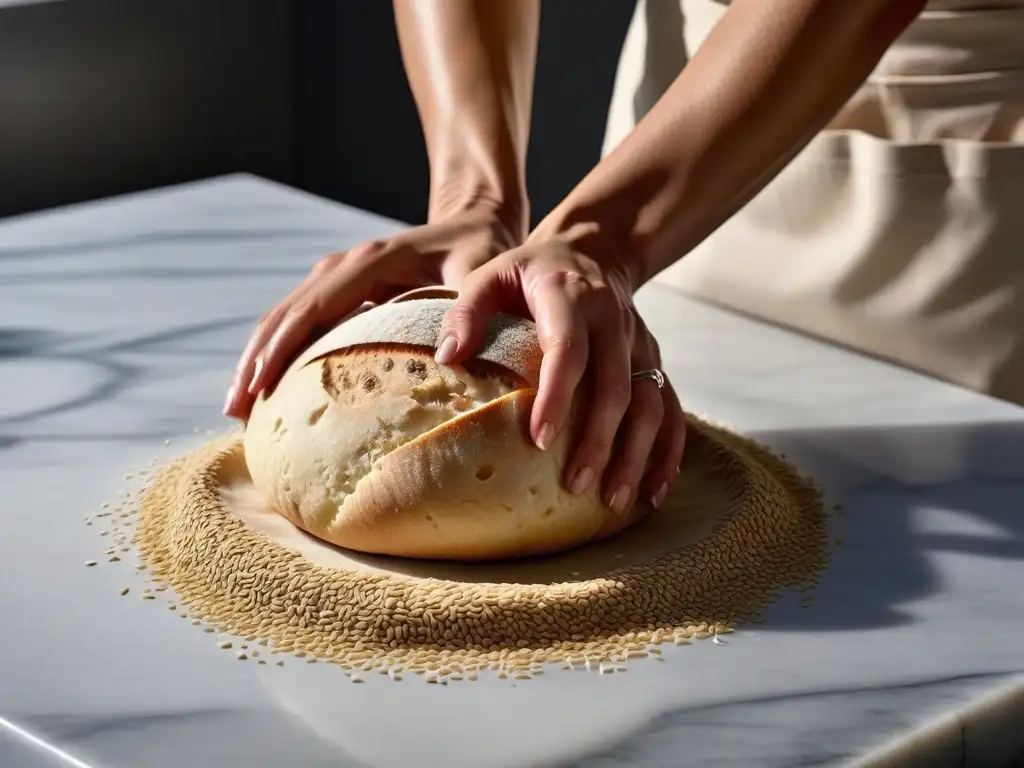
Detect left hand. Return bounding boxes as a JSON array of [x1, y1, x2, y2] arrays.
[[433, 225, 686, 512], [223, 199, 521, 420]]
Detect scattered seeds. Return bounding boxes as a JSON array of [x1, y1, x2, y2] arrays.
[[84, 561, 98, 567], [129, 415, 828, 682], [119, 587, 130, 596]]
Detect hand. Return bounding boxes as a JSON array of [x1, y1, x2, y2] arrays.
[[433, 223, 686, 512], [223, 201, 522, 420]]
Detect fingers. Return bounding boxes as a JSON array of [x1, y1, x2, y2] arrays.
[[224, 296, 313, 420], [560, 287, 633, 499], [602, 366, 687, 514], [223, 247, 382, 420], [642, 381, 687, 508], [223, 315, 278, 419], [245, 302, 317, 398], [432, 249, 683, 514], [530, 274, 590, 452], [584, 324, 686, 515], [598, 370, 665, 514], [434, 258, 519, 367]]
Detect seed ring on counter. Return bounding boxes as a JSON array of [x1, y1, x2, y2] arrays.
[[134, 414, 829, 676]]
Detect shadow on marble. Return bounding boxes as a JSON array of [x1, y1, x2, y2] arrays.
[[0, 317, 252, 427], [747, 419, 1024, 633], [0, 227, 341, 261], [0, 328, 62, 359]]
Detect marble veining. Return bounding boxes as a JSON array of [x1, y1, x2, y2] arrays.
[[1, 174, 1022, 768]]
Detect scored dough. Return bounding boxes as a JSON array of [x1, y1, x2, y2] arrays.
[[242, 297, 647, 561]]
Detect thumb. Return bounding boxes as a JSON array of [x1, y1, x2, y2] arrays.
[[434, 263, 516, 366]]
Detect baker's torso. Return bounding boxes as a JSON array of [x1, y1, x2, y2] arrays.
[[605, 0, 1024, 406]]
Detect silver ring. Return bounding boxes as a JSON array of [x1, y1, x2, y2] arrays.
[[631, 368, 666, 389]]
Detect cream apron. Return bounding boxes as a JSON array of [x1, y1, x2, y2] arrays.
[[604, 0, 1024, 407]]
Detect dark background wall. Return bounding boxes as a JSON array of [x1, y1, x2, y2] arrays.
[[292, 0, 636, 228], [0, 0, 635, 227], [0, 0, 292, 220]]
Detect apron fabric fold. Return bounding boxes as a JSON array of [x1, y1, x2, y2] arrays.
[[605, 0, 1024, 406]]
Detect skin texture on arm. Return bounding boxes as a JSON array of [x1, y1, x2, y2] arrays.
[[532, 0, 930, 287], [394, 0, 540, 244]]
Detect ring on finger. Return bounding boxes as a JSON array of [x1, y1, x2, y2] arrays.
[[630, 368, 666, 390]]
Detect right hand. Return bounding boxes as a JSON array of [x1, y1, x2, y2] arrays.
[[223, 200, 523, 420], [433, 223, 686, 512]]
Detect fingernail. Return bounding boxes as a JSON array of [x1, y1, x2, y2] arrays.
[[608, 484, 630, 514], [247, 359, 263, 395], [435, 336, 458, 365], [569, 466, 594, 495], [535, 422, 555, 451], [652, 481, 669, 509]]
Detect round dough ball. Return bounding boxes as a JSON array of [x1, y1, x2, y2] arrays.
[[242, 297, 646, 561]]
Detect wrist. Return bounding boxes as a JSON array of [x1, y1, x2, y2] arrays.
[[428, 170, 529, 245], [529, 211, 649, 296]]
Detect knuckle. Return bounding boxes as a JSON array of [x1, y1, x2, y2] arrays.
[[347, 240, 386, 264], [314, 252, 344, 272], [284, 299, 315, 321], [561, 269, 587, 288], [538, 269, 588, 302], [546, 334, 582, 359], [536, 270, 572, 296]]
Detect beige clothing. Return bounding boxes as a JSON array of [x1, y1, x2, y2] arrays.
[[604, 0, 1024, 407]]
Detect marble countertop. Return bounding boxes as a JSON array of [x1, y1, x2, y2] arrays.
[[1, 174, 1022, 768]]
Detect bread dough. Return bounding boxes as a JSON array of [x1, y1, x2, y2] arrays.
[[242, 295, 646, 561]]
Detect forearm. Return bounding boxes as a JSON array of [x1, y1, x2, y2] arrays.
[[534, 0, 927, 287], [393, 0, 539, 238]]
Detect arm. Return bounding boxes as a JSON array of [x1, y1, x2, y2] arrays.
[[532, 0, 928, 287], [393, 0, 539, 242]]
